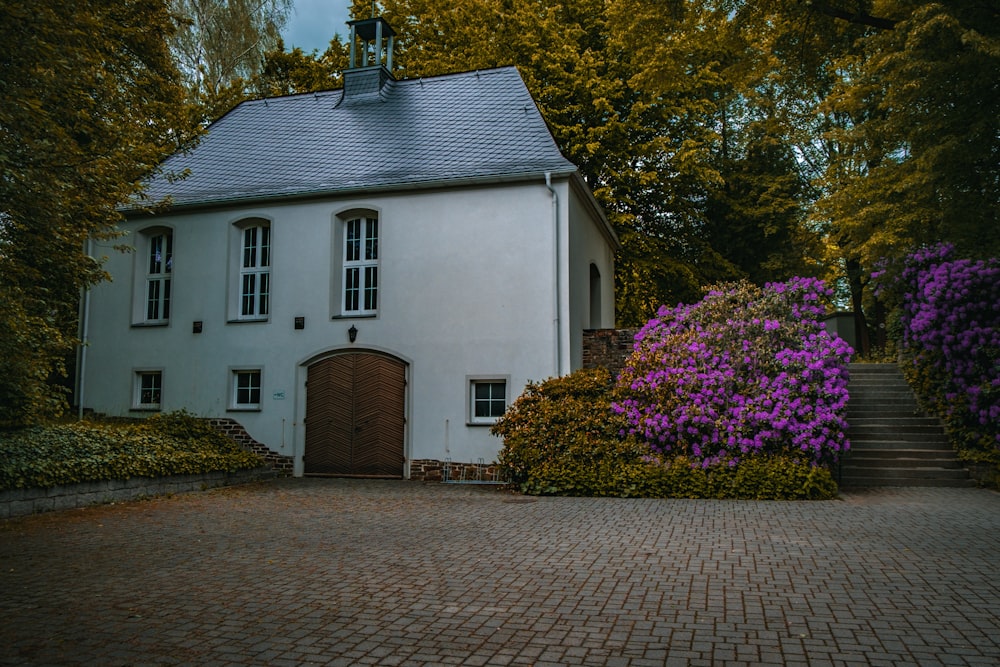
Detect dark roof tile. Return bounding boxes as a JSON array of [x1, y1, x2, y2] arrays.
[[142, 67, 576, 209]]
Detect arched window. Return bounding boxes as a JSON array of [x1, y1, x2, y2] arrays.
[[589, 263, 602, 329], [132, 226, 173, 326], [145, 231, 173, 322], [229, 218, 271, 321]]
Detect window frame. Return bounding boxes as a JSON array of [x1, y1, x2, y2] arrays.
[[239, 224, 271, 320], [132, 369, 164, 411], [145, 232, 173, 323], [467, 376, 509, 425], [228, 218, 273, 323], [341, 215, 379, 316], [229, 368, 263, 411], [132, 226, 174, 327]]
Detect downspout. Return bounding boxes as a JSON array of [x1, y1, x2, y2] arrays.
[[545, 172, 562, 376], [77, 239, 92, 420]]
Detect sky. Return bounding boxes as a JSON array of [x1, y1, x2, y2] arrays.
[[281, 0, 354, 54]]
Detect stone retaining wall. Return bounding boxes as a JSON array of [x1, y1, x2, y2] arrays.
[[0, 467, 274, 520]]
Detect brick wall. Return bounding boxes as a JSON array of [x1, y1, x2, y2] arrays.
[[208, 418, 294, 476], [582, 328, 638, 376], [409, 459, 506, 484]]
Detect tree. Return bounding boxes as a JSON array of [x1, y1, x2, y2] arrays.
[[620, 1, 998, 352], [169, 0, 293, 108], [251, 38, 349, 97], [818, 1, 1000, 265], [0, 0, 199, 427], [363, 0, 763, 323], [193, 1, 1000, 340]]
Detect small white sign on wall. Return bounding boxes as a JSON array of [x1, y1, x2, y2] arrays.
[[272, 390, 286, 400]]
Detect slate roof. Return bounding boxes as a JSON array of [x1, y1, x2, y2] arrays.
[[139, 66, 579, 210]]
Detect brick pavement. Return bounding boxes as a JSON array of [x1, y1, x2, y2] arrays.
[[1, 479, 999, 666]]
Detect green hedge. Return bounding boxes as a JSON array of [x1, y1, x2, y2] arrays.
[[493, 368, 839, 500], [0, 412, 264, 490]]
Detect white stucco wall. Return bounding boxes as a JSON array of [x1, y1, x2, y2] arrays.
[[568, 180, 617, 370], [81, 178, 607, 473]]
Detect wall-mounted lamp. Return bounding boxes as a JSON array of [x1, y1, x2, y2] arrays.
[[192, 321, 203, 334], [348, 324, 358, 343], [294, 316, 305, 330]]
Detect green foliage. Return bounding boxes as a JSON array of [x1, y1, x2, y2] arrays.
[[492, 368, 839, 500], [0, 414, 264, 491], [0, 283, 71, 428], [0, 0, 199, 427], [631, 455, 839, 501], [492, 369, 647, 496], [819, 2, 1000, 267], [252, 39, 348, 98]]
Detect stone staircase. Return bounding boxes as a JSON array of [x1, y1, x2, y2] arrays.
[[839, 363, 974, 488]]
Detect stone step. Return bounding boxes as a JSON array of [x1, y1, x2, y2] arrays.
[[844, 455, 965, 469], [848, 388, 918, 397], [839, 475, 978, 488], [848, 447, 960, 460], [847, 411, 925, 421], [849, 387, 919, 396], [849, 415, 943, 426], [847, 417, 944, 440], [847, 366, 908, 374], [847, 375, 911, 384], [849, 446, 954, 459], [841, 465, 972, 480], [847, 400, 927, 417], [842, 363, 971, 487]]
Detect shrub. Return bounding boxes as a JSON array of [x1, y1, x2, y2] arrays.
[[0, 412, 264, 490], [614, 278, 852, 468], [492, 368, 840, 500], [632, 455, 838, 500], [874, 244, 1000, 468], [492, 368, 647, 496]]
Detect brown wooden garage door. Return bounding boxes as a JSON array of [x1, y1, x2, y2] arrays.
[[304, 353, 406, 477]]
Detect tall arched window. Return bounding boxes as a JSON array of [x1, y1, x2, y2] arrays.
[[239, 223, 271, 318], [589, 263, 602, 329], [229, 218, 272, 322], [132, 226, 174, 326], [145, 231, 173, 322], [342, 215, 378, 314]]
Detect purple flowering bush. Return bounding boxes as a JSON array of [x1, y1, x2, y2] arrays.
[[493, 367, 839, 499], [874, 244, 1000, 469], [614, 278, 853, 468]]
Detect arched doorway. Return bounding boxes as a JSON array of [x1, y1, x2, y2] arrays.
[[304, 352, 406, 477]]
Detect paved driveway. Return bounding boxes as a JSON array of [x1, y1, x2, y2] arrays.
[[2, 479, 999, 666]]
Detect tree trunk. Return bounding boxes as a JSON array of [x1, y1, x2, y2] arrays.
[[846, 258, 870, 357]]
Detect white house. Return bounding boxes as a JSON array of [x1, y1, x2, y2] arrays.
[[78, 18, 617, 478]]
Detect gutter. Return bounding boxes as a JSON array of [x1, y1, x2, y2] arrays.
[[545, 171, 563, 377], [77, 239, 92, 420], [123, 167, 579, 218]]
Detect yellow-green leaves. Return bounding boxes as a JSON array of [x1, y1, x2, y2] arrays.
[[0, 414, 264, 491], [0, 0, 200, 427]]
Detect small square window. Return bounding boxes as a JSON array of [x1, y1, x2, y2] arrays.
[[469, 379, 507, 424], [134, 370, 162, 410], [231, 369, 262, 410]]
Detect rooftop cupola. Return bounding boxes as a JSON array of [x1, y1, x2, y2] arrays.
[[342, 17, 396, 101]]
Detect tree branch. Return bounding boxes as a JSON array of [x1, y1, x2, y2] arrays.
[[804, 1, 897, 30]]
